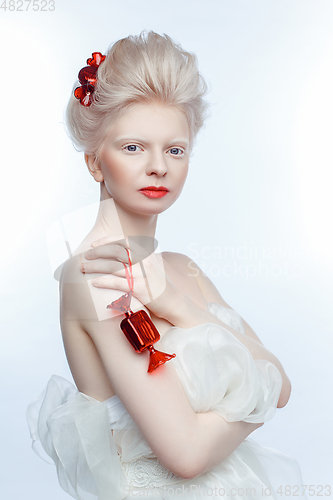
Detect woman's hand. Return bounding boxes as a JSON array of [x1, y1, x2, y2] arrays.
[[80, 236, 179, 321]]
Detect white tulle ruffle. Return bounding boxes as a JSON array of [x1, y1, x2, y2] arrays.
[[159, 302, 282, 423]]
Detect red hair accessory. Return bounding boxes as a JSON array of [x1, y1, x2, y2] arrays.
[[107, 249, 176, 373], [74, 52, 106, 107]]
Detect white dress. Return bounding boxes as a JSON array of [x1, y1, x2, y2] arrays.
[[26, 302, 305, 500]]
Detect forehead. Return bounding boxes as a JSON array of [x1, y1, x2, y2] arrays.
[[105, 102, 190, 143]]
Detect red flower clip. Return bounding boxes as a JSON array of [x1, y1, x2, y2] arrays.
[[74, 52, 106, 107]]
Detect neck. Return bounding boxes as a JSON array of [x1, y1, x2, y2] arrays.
[[93, 185, 158, 250]]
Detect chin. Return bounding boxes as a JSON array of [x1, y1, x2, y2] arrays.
[[133, 205, 172, 216], [132, 199, 175, 213]]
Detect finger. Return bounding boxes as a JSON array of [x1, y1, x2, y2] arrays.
[[93, 239, 134, 261], [84, 244, 129, 263], [81, 260, 126, 275], [92, 236, 156, 262], [91, 276, 130, 291], [114, 239, 156, 266], [86, 242, 141, 267]]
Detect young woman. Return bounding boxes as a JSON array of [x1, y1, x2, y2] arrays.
[[27, 31, 305, 499]]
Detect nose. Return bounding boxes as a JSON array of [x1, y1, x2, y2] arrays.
[[145, 150, 168, 177]]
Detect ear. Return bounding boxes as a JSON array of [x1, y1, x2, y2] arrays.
[[84, 153, 104, 183]]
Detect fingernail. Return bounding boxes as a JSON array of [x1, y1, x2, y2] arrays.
[[92, 279, 99, 286], [80, 263, 85, 272]]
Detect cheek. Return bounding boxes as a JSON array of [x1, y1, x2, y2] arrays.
[[108, 169, 131, 186], [178, 164, 189, 186], [101, 158, 131, 187]]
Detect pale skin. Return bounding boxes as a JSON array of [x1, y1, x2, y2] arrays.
[[60, 102, 291, 480]]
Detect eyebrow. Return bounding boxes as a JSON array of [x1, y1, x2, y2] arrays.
[[114, 136, 190, 146]]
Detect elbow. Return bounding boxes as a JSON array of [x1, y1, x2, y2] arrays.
[[159, 443, 207, 480], [172, 455, 207, 480], [172, 444, 208, 480], [277, 377, 292, 408], [152, 417, 207, 480]]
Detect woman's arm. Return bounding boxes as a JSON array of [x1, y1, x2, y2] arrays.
[[60, 256, 263, 480]]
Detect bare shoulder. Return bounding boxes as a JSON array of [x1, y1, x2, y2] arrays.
[[161, 251, 230, 307], [162, 251, 264, 344], [161, 251, 199, 277], [59, 254, 102, 325], [59, 253, 84, 286]]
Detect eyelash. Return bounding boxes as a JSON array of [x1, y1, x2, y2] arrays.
[[123, 145, 185, 156]]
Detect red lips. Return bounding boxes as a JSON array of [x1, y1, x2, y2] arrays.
[[139, 186, 169, 198]]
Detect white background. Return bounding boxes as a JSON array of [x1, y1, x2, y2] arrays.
[[1, 0, 332, 498]]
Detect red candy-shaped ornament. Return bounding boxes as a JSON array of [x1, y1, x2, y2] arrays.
[[74, 52, 106, 107], [121, 309, 176, 372], [107, 249, 176, 372]]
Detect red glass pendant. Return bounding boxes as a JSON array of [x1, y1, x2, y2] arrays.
[[120, 309, 176, 372], [106, 249, 176, 373]]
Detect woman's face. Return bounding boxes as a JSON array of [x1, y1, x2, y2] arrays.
[[91, 102, 191, 216]]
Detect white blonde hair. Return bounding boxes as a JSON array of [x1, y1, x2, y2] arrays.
[[66, 31, 208, 156]]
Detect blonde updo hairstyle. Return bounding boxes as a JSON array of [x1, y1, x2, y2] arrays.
[[66, 31, 208, 157]]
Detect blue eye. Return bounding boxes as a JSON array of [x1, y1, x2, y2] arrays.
[[169, 148, 184, 156], [125, 145, 141, 152]]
